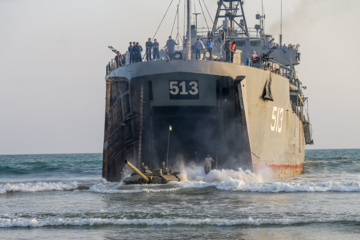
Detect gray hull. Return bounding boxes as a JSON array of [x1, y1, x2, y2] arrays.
[[102, 60, 304, 181]]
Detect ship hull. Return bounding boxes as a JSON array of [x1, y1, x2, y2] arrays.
[[102, 60, 304, 181]]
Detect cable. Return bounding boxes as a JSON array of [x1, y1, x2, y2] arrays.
[[171, 0, 182, 39], [170, 8, 177, 36], [152, 0, 175, 39], [202, 0, 213, 23], [198, 0, 209, 29]]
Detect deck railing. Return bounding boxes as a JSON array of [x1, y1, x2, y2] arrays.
[[106, 51, 299, 86]]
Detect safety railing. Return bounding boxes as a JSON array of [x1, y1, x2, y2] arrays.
[[261, 60, 297, 82]]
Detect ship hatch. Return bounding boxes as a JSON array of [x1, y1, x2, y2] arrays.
[[151, 106, 219, 166]]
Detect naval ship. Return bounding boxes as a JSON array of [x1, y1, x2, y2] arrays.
[[102, 0, 313, 181]]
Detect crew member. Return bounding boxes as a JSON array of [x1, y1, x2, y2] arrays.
[[204, 154, 214, 174], [145, 38, 153, 61], [224, 40, 231, 62], [252, 51, 258, 63], [133, 41, 136, 61], [153, 39, 160, 60], [194, 39, 204, 60], [132, 43, 139, 62], [115, 51, 123, 67], [230, 41, 236, 63], [128, 42, 134, 63], [133, 42, 143, 62], [205, 38, 214, 60], [164, 36, 178, 60]]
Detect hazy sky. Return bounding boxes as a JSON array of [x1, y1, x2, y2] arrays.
[[1, 0, 359, 154]]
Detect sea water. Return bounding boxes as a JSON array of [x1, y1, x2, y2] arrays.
[[0, 149, 360, 239]]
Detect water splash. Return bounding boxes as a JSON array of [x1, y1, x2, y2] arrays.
[[177, 163, 273, 183]]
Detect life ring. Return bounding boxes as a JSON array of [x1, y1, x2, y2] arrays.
[[172, 51, 182, 60]]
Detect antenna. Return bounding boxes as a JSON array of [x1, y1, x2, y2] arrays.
[[193, 12, 201, 30], [183, 0, 186, 38], [262, 0, 265, 32], [280, 0, 283, 46], [175, 4, 182, 48], [186, 0, 192, 60]]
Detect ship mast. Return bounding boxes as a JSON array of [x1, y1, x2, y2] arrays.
[[279, 0, 283, 46], [212, 0, 249, 37], [186, 0, 192, 60]]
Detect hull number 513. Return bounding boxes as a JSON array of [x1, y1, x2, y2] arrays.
[[271, 106, 284, 133], [169, 80, 199, 99]]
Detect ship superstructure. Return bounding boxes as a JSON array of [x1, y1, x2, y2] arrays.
[[102, 0, 313, 181]]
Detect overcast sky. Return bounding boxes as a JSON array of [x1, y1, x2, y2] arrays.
[[1, 0, 359, 154]]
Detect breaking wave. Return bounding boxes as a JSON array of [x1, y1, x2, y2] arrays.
[[2, 166, 360, 194], [1, 216, 359, 228], [173, 165, 360, 192], [0, 181, 78, 194]]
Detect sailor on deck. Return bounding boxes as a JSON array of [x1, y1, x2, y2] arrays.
[[115, 51, 123, 67], [194, 39, 204, 60], [153, 39, 160, 60], [252, 51, 258, 63], [145, 38, 153, 61], [205, 38, 214, 60], [224, 40, 231, 62], [230, 41, 236, 63], [165, 36, 178, 59], [204, 154, 214, 174], [128, 42, 134, 63], [133, 42, 143, 62]]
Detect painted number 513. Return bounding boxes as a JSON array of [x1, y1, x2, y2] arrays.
[[270, 106, 284, 133], [169, 80, 199, 99]]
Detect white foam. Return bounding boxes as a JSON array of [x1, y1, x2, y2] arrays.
[[0, 181, 78, 194], [1, 216, 359, 228], [88, 181, 180, 194], [178, 164, 273, 182], [174, 165, 360, 192]]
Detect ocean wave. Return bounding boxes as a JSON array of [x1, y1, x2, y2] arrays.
[[173, 180, 360, 192], [0, 181, 78, 194], [89, 167, 360, 194], [1, 216, 359, 228], [172, 167, 360, 192], [0, 154, 102, 177], [89, 181, 180, 194], [2, 170, 359, 195]]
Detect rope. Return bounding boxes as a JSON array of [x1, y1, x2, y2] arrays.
[[170, 8, 177, 36], [171, 0, 182, 47], [170, 0, 181, 37], [152, 0, 175, 39], [198, 0, 209, 30], [202, 0, 214, 23]]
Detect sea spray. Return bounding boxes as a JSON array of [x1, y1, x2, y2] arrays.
[[177, 163, 274, 183]]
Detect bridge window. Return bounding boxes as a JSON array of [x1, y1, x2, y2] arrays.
[[250, 40, 261, 47], [237, 40, 246, 47]]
